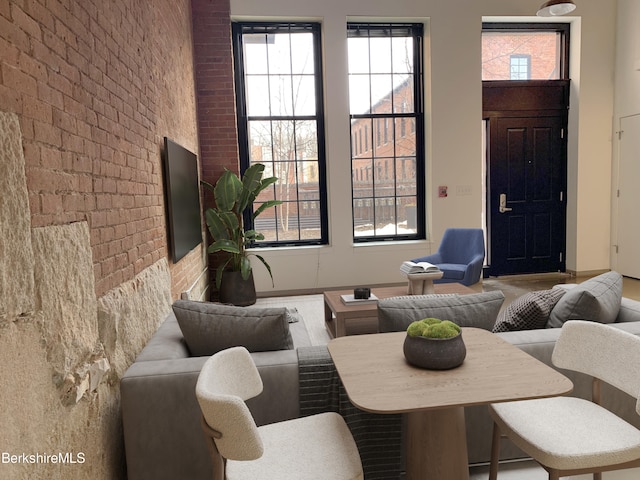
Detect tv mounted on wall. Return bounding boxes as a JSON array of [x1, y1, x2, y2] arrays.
[[162, 137, 203, 262]]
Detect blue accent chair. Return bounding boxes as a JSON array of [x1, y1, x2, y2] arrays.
[[412, 228, 485, 286]]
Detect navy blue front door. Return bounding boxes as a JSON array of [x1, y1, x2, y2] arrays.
[[487, 115, 567, 275]]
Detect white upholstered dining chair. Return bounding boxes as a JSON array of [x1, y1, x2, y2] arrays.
[[488, 320, 640, 480], [195, 346, 364, 480]]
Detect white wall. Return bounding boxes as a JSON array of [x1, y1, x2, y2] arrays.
[[611, 0, 640, 272], [231, 0, 618, 293]]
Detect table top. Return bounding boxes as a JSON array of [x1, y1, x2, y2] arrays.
[[324, 283, 476, 313], [327, 329, 573, 414]]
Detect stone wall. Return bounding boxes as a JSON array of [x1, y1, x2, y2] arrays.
[[0, 110, 175, 479], [0, 0, 208, 478]]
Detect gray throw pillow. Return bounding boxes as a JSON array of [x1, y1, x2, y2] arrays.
[[547, 271, 623, 328], [377, 290, 505, 333], [493, 288, 566, 332], [172, 300, 293, 356]]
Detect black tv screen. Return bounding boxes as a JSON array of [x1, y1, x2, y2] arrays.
[[162, 137, 202, 262]]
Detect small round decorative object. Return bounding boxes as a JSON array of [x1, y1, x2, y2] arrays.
[[403, 333, 466, 370]]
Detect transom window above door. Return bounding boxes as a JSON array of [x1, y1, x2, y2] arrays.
[[482, 23, 570, 81]]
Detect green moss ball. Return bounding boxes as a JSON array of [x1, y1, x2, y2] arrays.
[[425, 322, 460, 339], [420, 318, 441, 326], [407, 321, 427, 337], [440, 320, 461, 334]]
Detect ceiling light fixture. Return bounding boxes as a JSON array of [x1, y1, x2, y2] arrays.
[[536, 0, 576, 17]]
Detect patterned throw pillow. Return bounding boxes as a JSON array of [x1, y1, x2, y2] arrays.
[[493, 288, 566, 332]]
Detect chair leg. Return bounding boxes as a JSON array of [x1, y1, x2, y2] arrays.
[[488, 422, 501, 480], [201, 416, 225, 480], [594, 473, 602, 480]]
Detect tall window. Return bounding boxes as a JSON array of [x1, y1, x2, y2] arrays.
[[232, 22, 327, 246], [348, 23, 425, 241]]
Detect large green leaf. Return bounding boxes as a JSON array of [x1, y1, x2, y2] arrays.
[[254, 253, 275, 287], [215, 259, 231, 289], [253, 199, 283, 220], [218, 211, 240, 234], [257, 176, 279, 194], [239, 256, 252, 280], [237, 164, 264, 213], [205, 208, 230, 240], [244, 230, 265, 242], [207, 239, 241, 254], [214, 170, 241, 212]]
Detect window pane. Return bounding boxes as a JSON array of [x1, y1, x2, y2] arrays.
[[270, 75, 293, 116], [370, 74, 393, 114], [246, 75, 270, 116], [292, 75, 316, 115], [393, 75, 413, 113], [392, 37, 414, 75], [349, 75, 371, 114], [369, 37, 392, 74], [482, 31, 561, 80], [267, 34, 291, 74], [295, 121, 318, 160], [348, 37, 370, 74], [243, 35, 270, 74], [290, 33, 315, 75]]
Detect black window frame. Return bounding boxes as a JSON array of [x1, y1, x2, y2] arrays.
[[232, 22, 329, 247], [347, 22, 426, 243]]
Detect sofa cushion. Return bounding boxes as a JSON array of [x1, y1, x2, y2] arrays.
[[547, 271, 623, 328], [378, 290, 505, 333], [172, 300, 293, 356], [493, 288, 566, 332]]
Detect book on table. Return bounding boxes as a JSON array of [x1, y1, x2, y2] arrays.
[[400, 260, 441, 275], [340, 293, 379, 305]]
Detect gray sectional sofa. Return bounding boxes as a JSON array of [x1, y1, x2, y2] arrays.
[[121, 273, 640, 479], [120, 303, 312, 480]]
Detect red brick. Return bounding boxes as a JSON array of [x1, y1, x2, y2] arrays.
[[11, 3, 42, 39], [2, 62, 37, 96]]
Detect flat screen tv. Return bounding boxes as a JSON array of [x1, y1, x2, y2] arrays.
[[162, 137, 203, 262]]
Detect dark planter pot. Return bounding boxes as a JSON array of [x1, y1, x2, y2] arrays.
[[218, 271, 257, 306], [403, 333, 466, 370]]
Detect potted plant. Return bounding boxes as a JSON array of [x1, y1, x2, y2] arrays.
[[202, 163, 282, 306], [403, 318, 466, 370]]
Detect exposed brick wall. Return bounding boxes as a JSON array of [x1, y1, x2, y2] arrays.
[[191, 0, 238, 181], [1, 0, 204, 299], [191, 0, 239, 290]]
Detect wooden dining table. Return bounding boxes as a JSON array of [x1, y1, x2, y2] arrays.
[[327, 328, 573, 480]]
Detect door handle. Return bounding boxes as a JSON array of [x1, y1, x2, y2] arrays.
[[499, 193, 513, 213]]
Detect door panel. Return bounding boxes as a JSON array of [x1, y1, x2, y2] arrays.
[[488, 115, 566, 275], [617, 115, 640, 279]]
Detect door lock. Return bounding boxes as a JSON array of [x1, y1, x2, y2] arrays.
[[499, 193, 513, 213]]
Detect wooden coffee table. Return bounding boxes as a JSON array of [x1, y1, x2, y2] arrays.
[[328, 329, 573, 480], [324, 283, 476, 338]]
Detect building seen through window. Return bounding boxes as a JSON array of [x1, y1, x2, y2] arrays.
[[348, 23, 425, 241], [232, 22, 327, 246]]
